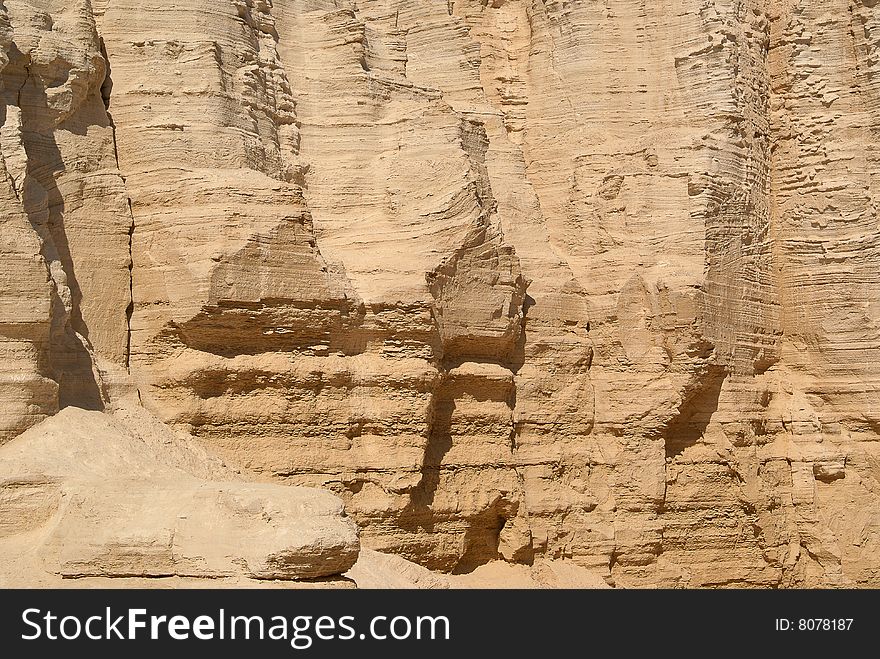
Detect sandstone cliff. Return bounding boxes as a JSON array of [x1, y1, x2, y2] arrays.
[[2, 0, 880, 588]]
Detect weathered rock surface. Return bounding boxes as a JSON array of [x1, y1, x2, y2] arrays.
[[345, 548, 609, 589], [0, 0, 132, 440], [1, 0, 880, 588], [446, 559, 611, 590], [0, 406, 359, 586], [345, 548, 450, 589]]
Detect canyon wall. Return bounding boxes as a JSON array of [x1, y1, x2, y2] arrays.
[[2, 0, 880, 587]]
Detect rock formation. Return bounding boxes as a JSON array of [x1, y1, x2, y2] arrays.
[[0, 407, 359, 586], [1, 0, 880, 588]]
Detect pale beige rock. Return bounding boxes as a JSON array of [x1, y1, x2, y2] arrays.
[[0, 0, 131, 440], [345, 548, 449, 589], [345, 550, 610, 589], [0, 406, 359, 586], [447, 559, 611, 590], [1, 0, 880, 588]]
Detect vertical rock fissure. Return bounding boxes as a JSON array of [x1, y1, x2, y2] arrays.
[[98, 37, 135, 371]]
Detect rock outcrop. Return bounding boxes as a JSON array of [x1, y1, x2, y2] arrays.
[[1, 0, 880, 588]]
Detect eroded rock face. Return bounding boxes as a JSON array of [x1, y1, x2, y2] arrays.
[[2, 0, 880, 587], [0, 0, 132, 439]]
